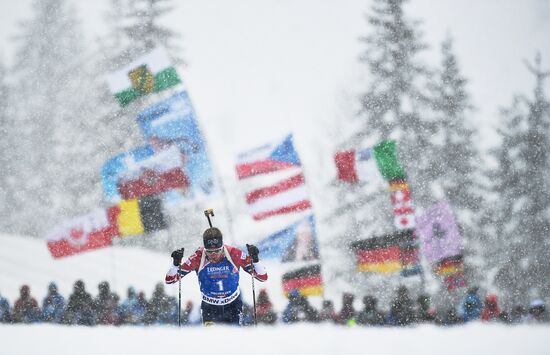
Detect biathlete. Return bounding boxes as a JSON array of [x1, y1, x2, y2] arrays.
[[165, 227, 268, 325]]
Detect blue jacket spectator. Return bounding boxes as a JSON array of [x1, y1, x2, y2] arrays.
[[119, 287, 139, 324], [42, 282, 65, 323], [460, 287, 482, 322], [0, 292, 11, 323]]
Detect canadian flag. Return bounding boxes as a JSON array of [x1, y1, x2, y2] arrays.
[[45, 207, 119, 258], [390, 180, 416, 230], [246, 173, 312, 220]]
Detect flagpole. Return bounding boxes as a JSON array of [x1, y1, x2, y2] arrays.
[[291, 134, 326, 299], [183, 89, 237, 242]]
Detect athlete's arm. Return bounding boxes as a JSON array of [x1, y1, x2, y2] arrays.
[[228, 246, 268, 282], [165, 248, 202, 284]]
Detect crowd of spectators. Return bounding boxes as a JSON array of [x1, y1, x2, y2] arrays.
[[0, 282, 547, 326]]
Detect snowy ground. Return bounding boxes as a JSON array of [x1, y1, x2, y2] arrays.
[[1, 323, 549, 355]]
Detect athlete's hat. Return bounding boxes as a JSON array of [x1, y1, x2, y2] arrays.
[[203, 227, 223, 250]]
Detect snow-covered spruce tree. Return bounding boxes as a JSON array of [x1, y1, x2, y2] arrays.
[[0, 60, 14, 232], [7, 0, 100, 236], [327, 0, 435, 306], [358, 0, 438, 208], [426, 36, 485, 292], [96, 0, 202, 253], [490, 53, 550, 304], [121, 0, 183, 65]]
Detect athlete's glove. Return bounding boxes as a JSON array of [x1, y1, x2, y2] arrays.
[[171, 248, 184, 266], [246, 244, 260, 263]]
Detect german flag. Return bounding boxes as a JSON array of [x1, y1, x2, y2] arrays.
[[282, 264, 323, 297], [351, 230, 421, 274], [114, 195, 168, 236], [434, 255, 464, 276]]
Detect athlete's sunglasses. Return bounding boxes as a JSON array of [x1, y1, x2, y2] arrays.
[[205, 247, 223, 256]]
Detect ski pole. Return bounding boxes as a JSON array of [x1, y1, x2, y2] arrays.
[[178, 277, 182, 327], [204, 209, 214, 227], [251, 268, 257, 326]]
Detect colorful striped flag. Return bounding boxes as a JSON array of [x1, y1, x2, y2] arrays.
[[334, 148, 386, 184], [236, 134, 301, 179], [114, 195, 167, 236], [106, 47, 181, 107], [246, 173, 311, 220], [352, 235, 403, 273], [434, 255, 466, 290], [351, 230, 421, 276], [335, 140, 406, 183], [282, 264, 323, 297]]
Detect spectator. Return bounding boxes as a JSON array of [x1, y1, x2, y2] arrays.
[[13, 285, 41, 323], [118, 287, 146, 324], [336, 293, 357, 325], [481, 294, 501, 322], [42, 282, 65, 323], [241, 300, 255, 326], [282, 289, 318, 323], [143, 282, 174, 325], [134, 291, 148, 324], [527, 299, 549, 323], [388, 286, 415, 326], [460, 286, 482, 323], [64, 280, 95, 326], [357, 295, 385, 326], [93, 281, 119, 325], [0, 291, 11, 323], [318, 300, 338, 323], [510, 305, 527, 324], [440, 307, 463, 326], [416, 294, 435, 323], [255, 289, 277, 325], [180, 300, 194, 326]]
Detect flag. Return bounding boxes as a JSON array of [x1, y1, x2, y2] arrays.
[[236, 134, 301, 179], [255, 215, 319, 262], [416, 201, 463, 263], [389, 179, 416, 230], [246, 173, 311, 220], [45, 208, 119, 258], [136, 91, 218, 202], [372, 140, 406, 181], [351, 235, 402, 273], [101, 146, 156, 203], [398, 230, 422, 277], [351, 230, 421, 275], [282, 264, 323, 297], [334, 148, 386, 184], [106, 47, 181, 107], [115, 195, 167, 236], [434, 255, 464, 275], [434, 255, 466, 290], [117, 146, 189, 199]]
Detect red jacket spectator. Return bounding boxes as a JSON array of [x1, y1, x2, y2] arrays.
[[481, 294, 501, 321]]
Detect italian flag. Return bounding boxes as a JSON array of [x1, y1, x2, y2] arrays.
[[334, 140, 406, 183], [106, 47, 181, 107]]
